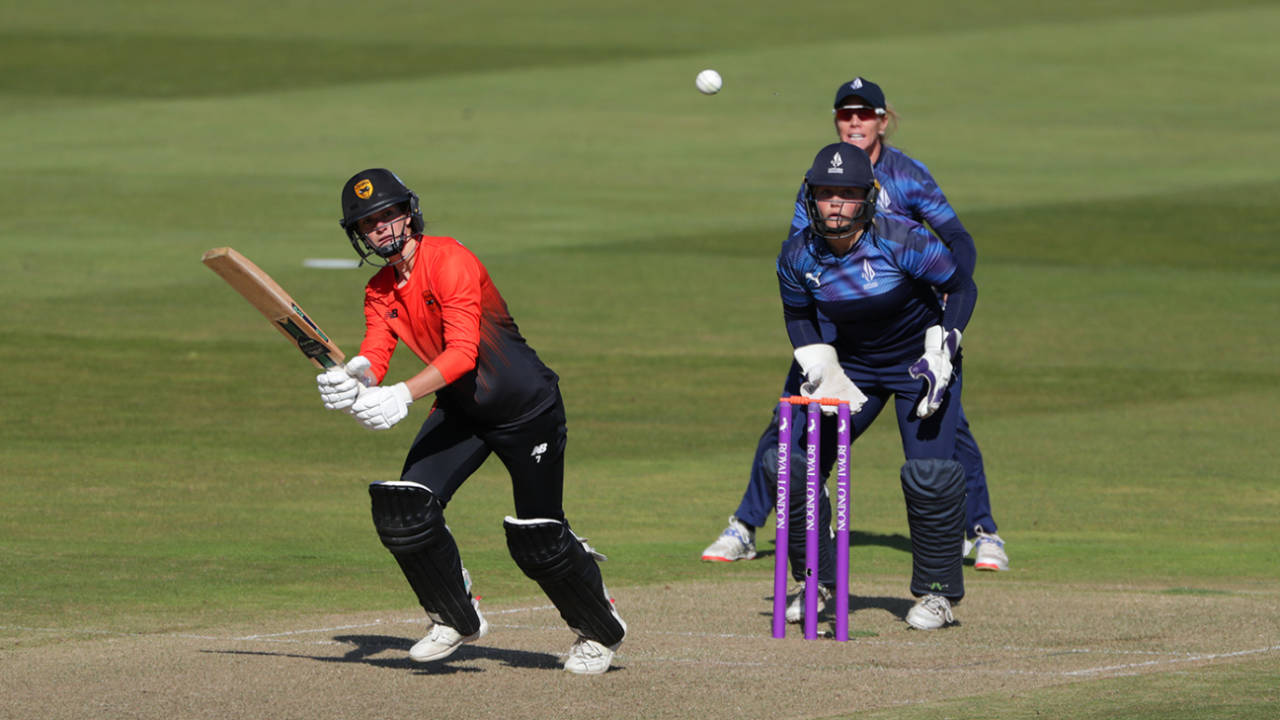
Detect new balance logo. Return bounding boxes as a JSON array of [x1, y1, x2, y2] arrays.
[[385, 309, 399, 319], [531, 442, 548, 464]]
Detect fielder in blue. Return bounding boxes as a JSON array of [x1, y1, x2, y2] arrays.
[[702, 77, 1009, 574], [775, 141, 974, 629]]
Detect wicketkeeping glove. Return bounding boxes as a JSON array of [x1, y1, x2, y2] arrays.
[[350, 382, 414, 431], [908, 325, 962, 419], [793, 343, 868, 415], [315, 355, 373, 411]]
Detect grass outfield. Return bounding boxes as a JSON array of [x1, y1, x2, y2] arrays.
[[1, 2, 1277, 718]]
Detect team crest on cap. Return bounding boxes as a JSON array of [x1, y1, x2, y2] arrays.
[[354, 179, 374, 199], [828, 152, 844, 174], [849, 78, 863, 90]]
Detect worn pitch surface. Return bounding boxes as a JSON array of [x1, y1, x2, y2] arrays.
[[4, 577, 1277, 719]]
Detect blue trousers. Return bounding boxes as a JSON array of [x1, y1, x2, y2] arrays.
[[734, 361, 997, 538]]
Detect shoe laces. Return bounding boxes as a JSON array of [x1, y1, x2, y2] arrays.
[[570, 637, 607, 660], [425, 624, 460, 643], [974, 529, 1004, 547], [919, 594, 954, 623]]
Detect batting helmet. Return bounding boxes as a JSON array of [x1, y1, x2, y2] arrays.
[[339, 169, 425, 263]]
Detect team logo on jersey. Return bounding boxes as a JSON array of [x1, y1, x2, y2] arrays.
[[804, 271, 822, 288], [354, 179, 374, 199], [530, 442, 548, 464], [861, 259, 878, 289]]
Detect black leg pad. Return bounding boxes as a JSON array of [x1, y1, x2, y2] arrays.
[[504, 517, 626, 647], [369, 481, 480, 635], [900, 459, 967, 600]]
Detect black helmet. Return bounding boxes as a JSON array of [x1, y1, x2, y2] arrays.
[[802, 143, 879, 242], [338, 169, 425, 263]]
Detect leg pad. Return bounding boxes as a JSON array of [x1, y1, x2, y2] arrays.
[[504, 517, 626, 647], [370, 481, 480, 635], [900, 460, 966, 600]]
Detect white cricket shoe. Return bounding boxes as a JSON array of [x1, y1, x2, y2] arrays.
[[906, 594, 955, 630], [973, 529, 1009, 571], [564, 614, 627, 675], [784, 583, 832, 624], [409, 601, 489, 662], [700, 516, 757, 562]]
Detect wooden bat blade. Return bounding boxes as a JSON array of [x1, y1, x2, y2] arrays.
[[202, 247, 345, 370]]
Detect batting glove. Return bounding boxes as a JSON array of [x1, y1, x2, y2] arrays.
[[350, 382, 414, 431], [316, 355, 373, 411], [908, 325, 962, 418], [793, 343, 868, 415]]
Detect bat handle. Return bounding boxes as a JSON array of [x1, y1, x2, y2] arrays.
[[344, 355, 376, 387]]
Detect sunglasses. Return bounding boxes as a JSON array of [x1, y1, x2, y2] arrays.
[[835, 105, 883, 122]]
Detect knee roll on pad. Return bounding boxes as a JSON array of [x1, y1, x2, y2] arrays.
[[369, 481, 480, 635], [504, 517, 626, 647], [899, 460, 966, 600]]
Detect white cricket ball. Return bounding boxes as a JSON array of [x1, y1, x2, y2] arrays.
[[695, 69, 722, 95]]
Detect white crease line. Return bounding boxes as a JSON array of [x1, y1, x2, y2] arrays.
[[1061, 644, 1280, 676]]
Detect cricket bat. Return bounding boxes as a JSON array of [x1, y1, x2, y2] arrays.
[[201, 247, 346, 370]]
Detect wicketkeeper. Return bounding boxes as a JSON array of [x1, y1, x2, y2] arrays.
[[315, 168, 627, 674], [774, 143, 977, 629]]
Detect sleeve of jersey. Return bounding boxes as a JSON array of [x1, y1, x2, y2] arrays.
[[777, 254, 822, 347], [901, 228, 977, 332], [906, 167, 975, 275], [426, 246, 483, 384], [359, 289, 398, 384]]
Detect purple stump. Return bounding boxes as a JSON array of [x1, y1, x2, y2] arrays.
[[835, 402, 851, 641], [772, 398, 792, 638], [803, 401, 821, 640]]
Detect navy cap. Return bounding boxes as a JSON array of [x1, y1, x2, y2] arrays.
[[833, 77, 886, 110], [805, 143, 875, 188]]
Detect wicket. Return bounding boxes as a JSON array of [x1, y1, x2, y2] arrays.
[[772, 396, 851, 641]]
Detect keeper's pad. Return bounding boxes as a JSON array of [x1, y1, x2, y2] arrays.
[[900, 459, 967, 600], [504, 517, 626, 647], [369, 481, 481, 635]]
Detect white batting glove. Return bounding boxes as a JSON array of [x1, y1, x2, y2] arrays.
[[315, 355, 373, 411], [908, 325, 962, 418], [350, 382, 414, 431], [793, 344, 868, 415]]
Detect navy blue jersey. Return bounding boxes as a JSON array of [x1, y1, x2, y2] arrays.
[[777, 215, 975, 367], [791, 145, 976, 276]]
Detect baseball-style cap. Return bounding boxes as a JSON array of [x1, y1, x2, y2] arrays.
[[833, 77, 886, 110], [805, 142, 875, 188]]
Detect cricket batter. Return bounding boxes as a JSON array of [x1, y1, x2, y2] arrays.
[[315, 168, 626, 674], [775, 142, 976, 629], [703, 77, 1009, 575]]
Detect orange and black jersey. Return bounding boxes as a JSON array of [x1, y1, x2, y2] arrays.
[[357, 235, 559, 429]]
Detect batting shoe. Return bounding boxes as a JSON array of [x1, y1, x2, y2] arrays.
[[564, 609, 627, 675], [785, 583, 833, 624], [906, 594, 956, 630], [409, 600, 489, 663], [972, 529, 1009, 571], [700, 516, 757, 562]]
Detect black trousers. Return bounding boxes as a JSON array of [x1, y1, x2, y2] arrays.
[[399, 390, 567, 520]]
